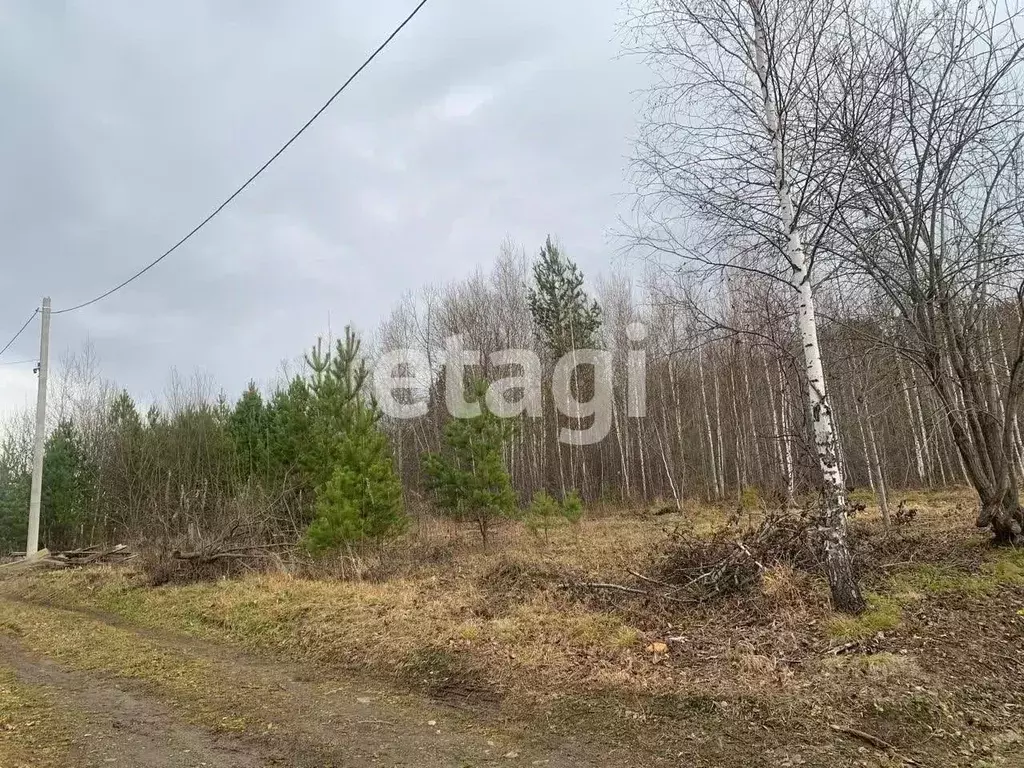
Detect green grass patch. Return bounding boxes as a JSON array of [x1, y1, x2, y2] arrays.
[[891, 549, 1024, 597], [827, 594, 902, 640]]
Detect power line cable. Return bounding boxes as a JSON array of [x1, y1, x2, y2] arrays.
[[0, 309, 39, 359], [0, 359, 37, 367], [54, 0, 431, 316]]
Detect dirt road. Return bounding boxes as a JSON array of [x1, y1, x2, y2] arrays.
[[3, 640, 277, 767], [0, 598, 628, 768]]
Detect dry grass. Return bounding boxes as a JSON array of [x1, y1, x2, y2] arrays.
[[2, 490, 1023, 766], [0, 667, 74, 768]]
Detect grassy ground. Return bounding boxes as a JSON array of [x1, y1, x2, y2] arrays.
[[2, 489, 1023, 766], [0, 666, 77, 768]]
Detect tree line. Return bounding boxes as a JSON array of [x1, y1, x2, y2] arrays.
[[0, 234, 1010, 554]]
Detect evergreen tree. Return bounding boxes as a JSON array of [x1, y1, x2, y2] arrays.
[[527, 236, 602, 357], [303, 327, 406, 554], [423, 381, 518, 549], [41, 419, 96, 550], [229, 382, 271, 482], [305, 412, 405, 553], [561, 489, 584, 525], [0, 430, 31, 553], [102, 390, 149, 537], [266, 376, 313, 488], [524, 489, 585, 543], [524, 490, 561, 542]]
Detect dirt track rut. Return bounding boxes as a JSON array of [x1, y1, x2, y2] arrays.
[[0, 601, 618, 767]]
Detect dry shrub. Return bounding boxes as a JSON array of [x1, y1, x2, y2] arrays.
[[475, 557, 578, 616], [139, 547, 259, 586], [139, 508, 289, 586], [852, 512, 988, 576], [759, 564, 818, 614], [359, 539, 459, 582]]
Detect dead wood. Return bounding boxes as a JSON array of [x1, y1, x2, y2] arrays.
[[828, 724, 920, 766]]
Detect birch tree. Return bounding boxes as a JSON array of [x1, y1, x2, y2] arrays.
[[630, 0, 866, 611]]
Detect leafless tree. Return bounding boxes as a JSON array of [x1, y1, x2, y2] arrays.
[[825, 0, 1024, 543]]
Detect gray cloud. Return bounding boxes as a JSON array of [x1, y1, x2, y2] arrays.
[[0, 0, 649, 415]]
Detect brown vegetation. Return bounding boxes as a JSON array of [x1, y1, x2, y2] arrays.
[[2, 493, 1022, 766]]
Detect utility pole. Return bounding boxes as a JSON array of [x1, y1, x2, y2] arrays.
[[26, 297, 51, 558]]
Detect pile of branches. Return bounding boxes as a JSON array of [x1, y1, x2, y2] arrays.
[[652, 511, 822, 601], [47, 544, 136, 567], [562, 510, 824, 608]]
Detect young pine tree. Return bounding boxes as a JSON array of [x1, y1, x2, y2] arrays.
[[423, 381, 517, 550], [524, 490, 562, 543], [560, 489, 584, 526], [303, 327, 406, 555]]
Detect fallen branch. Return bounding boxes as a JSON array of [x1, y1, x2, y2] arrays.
[[564, 581, 650, 597], [171, 544, 284, 563], [735, 540, 767, 571], [627, 569, 679, 590], [828, 724, 919, 766], [824, 641, 860, 656], [560, 581, 696, 605]]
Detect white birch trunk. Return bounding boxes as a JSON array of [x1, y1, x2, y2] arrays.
[[713, 362, 727, 498], [749, 0, 864, 612], [698, 350, 721, 500], [778, 360, 796, 506], [743, 353, 763, 485], [729, 364, 746, 494], [865, 405, 890, 526], [896, 355, 927, 486], [909, 366, 937, 484], [852, 389, 876, 494], [669, 356, 686, 491], [763, 351, 785, 484], [610, 393, 630, 501]]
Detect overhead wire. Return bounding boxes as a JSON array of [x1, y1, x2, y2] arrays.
[[53, 0, 431, 315], [0, 309, 39, 360]]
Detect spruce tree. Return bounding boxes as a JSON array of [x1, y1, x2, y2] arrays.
[[423, 381, 517, 549]]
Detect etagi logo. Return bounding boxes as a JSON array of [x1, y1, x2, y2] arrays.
[[372, 323, 649, 446]]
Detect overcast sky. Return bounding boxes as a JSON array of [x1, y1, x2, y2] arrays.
[[0, 0, 650, 417]]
